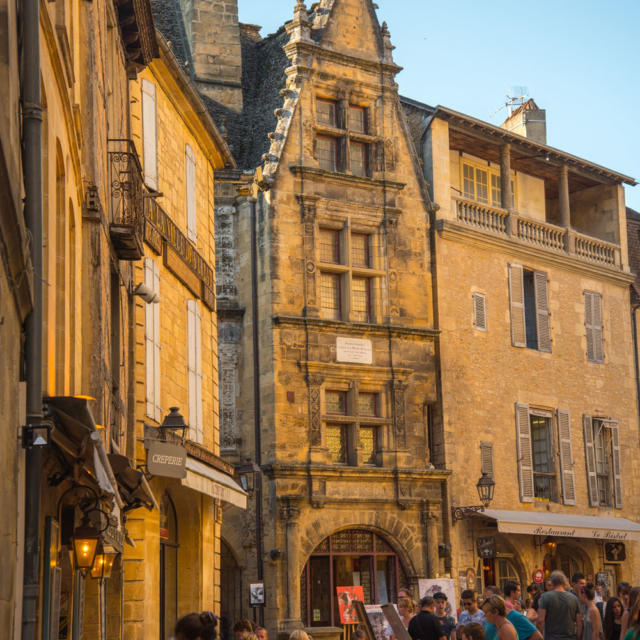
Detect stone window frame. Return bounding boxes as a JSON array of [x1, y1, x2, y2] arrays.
[[313, 91, 380, 177], [315, 213, 386, 323], [321, 379, 390, 467]]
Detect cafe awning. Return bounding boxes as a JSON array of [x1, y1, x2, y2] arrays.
[[181, 456, 247, 509], [474, 509, 640, 542]]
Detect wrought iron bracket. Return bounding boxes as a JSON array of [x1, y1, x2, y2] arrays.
[[451, 505, 486, 523]]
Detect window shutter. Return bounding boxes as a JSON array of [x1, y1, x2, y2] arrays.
[[556, 409, 576, 506], [509, 265, 526, 347], [195, 303, 203, 443], [187, 299, 198, 441], [480, 441, 494, 477], [534, 270, 551, 352], [152, 262, 161, 422], [583, 415, 599, 507], [473, 293, 487, 331], [141, 79, 158, 191], [609, 421, 622, 509], [185, 144, 197, 243], [585, 292, 604, 363], [144, 259, 155, 419], [515, 403, 534, 502]]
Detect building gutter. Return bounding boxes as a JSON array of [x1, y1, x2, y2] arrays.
[[20, 0, 44, 636], [632, 299, 640, 444]]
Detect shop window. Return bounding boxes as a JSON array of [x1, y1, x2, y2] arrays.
[[482, 557, 519, 595], [301, 530, 407, 628]]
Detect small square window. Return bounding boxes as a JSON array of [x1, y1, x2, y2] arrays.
[[358, 392, 378, 417], [317, 99, 337, 127], [326, 423, 348, 463], [360, 426, 377, 465], [351, 233, 371, 268], [349, 106, 367, 133], [319, 228, 341, 264], [326, 390, 348, 415], [350, 141, 368, 177], [317, 136, 338, 172]]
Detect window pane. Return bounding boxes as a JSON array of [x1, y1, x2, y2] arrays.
[[317, 136, 337, 172], [351, 233, 370, 267], [491, 173, 501, 207], [319, 228, 341, 263], [463, 164, 475, 200], [350, 142, 367, 177], [317, 99, 337, 127], [360, 426, 377, 465], [320, 273, 341, 320], [358, 393, 378, 417], [326, 391, 348, 415], [530, 415, 552, 472], [475, 168, 488, 204], [349, 106, 366, 133], [351, 277, 371, 322], [326, 424, 347, 463]]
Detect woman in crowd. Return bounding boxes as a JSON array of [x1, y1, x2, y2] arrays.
[[579, 584, 603, 640], [620, 588, 640, 640], [622, 595, 640, 640], [398, 597, 415, 629], [481, 596, 517, 640], [603, 597, 624, 640]]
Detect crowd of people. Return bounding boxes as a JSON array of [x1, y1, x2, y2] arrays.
[[404, 572, 640, 640], [167, 571, 639, 640]]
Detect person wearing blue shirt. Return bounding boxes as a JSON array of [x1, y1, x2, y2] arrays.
[[482, 587, 543, 640]]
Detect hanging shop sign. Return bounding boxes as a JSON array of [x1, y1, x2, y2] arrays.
[[604, 542, 626, 563], [147, 441, 187, 479], [533, 569, 544, 584], [476, 536, 497, 559]]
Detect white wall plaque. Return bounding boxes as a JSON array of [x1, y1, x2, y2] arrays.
[[336, 337, 373, 364]]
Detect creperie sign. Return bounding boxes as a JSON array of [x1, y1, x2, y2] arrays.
[[147, 441, 187, 479]]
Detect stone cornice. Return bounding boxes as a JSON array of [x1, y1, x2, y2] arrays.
[[300, 360, 414, 383], [289, 165, 406, 190], [273, 315, 439, 339], [436, 219, 636, 286], [263, 462, 450, 482]]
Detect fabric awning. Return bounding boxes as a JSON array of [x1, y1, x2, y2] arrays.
[[181, 456, 247, 509], [474, 509, 640, 542]]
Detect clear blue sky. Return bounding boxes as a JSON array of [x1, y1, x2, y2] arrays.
[[238, 0, 640, 210]]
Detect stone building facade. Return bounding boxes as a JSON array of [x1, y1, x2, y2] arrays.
[[412, 102, 640, 589]]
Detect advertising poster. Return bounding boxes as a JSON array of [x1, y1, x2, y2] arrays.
[[418, 578, 457, 622], [336, 586, 365, 623]]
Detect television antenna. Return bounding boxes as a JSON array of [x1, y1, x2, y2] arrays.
[[491, 86, 530, 118]]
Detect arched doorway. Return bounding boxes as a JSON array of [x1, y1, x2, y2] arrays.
[[300, 529, 408, 627], [220, 540, 242, 640], [160, 492, 178, 640], [553, 543, 593, 579]]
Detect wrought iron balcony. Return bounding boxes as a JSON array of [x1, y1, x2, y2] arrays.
[[108, 139, 145, 260]]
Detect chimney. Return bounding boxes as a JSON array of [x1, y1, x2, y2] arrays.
[[181, 0, 244, 111], [501, 98, 547, 145]]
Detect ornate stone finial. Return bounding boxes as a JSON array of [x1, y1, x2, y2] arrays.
[[381, 21, 395, 63], [286, 0, 312, 43]]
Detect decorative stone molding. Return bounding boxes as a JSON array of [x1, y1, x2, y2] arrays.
[[306, 373, 324, 447], [392, 379, 407, 448]]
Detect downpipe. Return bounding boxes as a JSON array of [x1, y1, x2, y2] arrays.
[[632, 301, 640, 444], [20, 0, 44, 637]]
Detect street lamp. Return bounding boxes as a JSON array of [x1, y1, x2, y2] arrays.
[[161, 406, 188, 440], [451, 472, 496, 523], [90, 547, 118, 580], [71, 518, 100, 574], [236, 460, 261, 495]]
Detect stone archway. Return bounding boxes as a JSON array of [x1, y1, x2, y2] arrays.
[[554, 542, 594, 579]]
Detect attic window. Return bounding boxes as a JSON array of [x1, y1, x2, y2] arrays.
[[317, 99, 337, 127]]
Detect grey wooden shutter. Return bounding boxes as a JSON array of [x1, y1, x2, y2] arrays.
[[556, 409, 576, 505], [534, 270, 551, 352], [480, 441, 494, 477], [141, 79, 158, 190], [473, 293, 487, 330], [509, 265, 526, 347], [609, 421, 622, 509], [515, 403, 534, 502], [585, 292, 604, 363], [583, 415, 599, 506]]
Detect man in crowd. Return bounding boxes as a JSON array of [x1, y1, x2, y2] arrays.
[[433, 592, 457, 640], [409, 597, 446, 640], [482, 586, 542, 640], [536, 571, 582, 640], [457, 590, 485, 628], [504, 581, 522, 612]]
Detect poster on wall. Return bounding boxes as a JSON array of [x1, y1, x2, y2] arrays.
[[336, 586, 365, 623], [418, 579, 457, 622], [250, 583, 265, 606]]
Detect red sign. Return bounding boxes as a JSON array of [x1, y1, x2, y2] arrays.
[[533, 570, 544, 584]]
